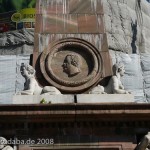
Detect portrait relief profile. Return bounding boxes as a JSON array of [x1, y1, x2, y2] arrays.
[[62, 53, 82, 77]]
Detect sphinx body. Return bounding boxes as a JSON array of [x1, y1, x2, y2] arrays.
[[89, 63, 130, 94], [18, 63, 61, 95]]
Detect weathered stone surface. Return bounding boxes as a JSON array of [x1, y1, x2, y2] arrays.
[[13, 95, 74, 104]]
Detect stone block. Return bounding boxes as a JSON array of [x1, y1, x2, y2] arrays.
[[78, 14, 98, 33], [35, 14, 43, 33], [13, 95, 75, 104], [42, 14, 65, 33], [65, 14, 78, 33], [69, 0, 94, 14], [97, 15, 105, 33], [76, 94, 134, 103]]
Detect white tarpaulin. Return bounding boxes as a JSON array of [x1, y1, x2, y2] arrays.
[[0, 29, 34, 55], [0, 55, 30, 104], [141, 53, 150, 102]]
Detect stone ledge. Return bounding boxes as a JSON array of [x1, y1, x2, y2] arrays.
[[13, 94, 134, 104], [13, 95, 74, 104], [77, 94, 134, 103]]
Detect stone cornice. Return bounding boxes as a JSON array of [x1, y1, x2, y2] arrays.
[[0, 103, 150, 136], [0, 103, 150, 122]]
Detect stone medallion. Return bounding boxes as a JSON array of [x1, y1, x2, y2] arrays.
[[40, 38, 103, 93]]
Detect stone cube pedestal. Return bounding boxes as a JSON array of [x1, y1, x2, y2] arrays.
[[77, 94, 134, 103], [13, 95, 74, 104]]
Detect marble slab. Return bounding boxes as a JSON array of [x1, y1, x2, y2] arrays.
[[13, 94, 74, 104], [76, 94, 134, 103]]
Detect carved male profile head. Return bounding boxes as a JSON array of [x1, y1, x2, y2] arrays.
[[63, 54, 81, 77]]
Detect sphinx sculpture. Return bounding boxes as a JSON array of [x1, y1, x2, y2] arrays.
[[0, 137, 13, 150], [18, 63, 61, 95], [136, 132, 150, 150], [89, 63, 131, 94]]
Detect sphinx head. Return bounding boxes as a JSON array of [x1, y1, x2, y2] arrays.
[[20, 63, 35, 79], [112, 63, 125, 77]]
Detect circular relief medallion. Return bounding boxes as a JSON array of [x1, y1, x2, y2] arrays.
[[40, 38, 103, 93]]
